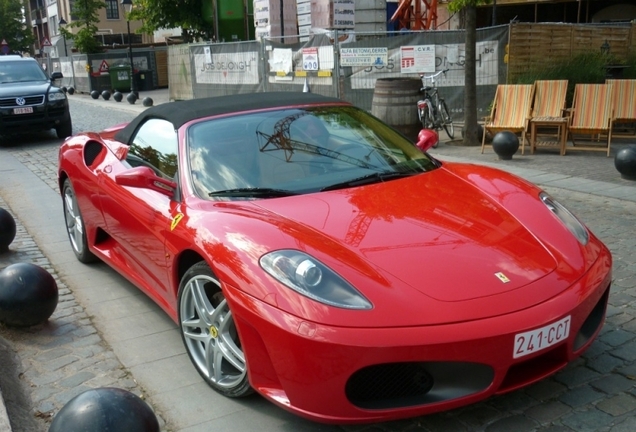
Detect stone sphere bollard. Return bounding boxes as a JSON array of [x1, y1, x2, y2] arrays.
[[101, 90, 111, 101], [67, 86, 75, 95], [127, 92, 138, 105], [90, 90, 100, 99], [0, 208, 16, 252], [0, 263, 58, 327], [113, 91, 123, 102], [142, 97, 154, 107], [492, 131, 520, 160], [48, 388, 160, 432], [614, 146, 636, 180], [62, 86, 68, 93]]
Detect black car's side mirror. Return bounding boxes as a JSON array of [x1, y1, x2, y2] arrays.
[[50, 71, 63, 81]]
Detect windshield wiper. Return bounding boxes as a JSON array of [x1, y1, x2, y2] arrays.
[[208, 187, 298, 198], [321, 171, 417, 192]]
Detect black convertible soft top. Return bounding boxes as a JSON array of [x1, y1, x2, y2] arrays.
[[113, 91, 348, 144]]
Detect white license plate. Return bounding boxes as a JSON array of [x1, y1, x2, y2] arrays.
[[513, 316, 571, 359], [13, 107, 33, 114]]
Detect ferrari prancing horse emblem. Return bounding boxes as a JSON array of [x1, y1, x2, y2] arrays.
[[495, 272, 510, 283], [170, 213, 184, 231], [209, 325, 218, 338]]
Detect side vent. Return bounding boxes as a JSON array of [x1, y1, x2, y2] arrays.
[[84, 141, 104, 167]]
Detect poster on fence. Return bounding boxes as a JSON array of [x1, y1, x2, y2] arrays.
[[194, 51, 259, 85], [350, 41, 498, 89], [400, 45, 435, 73], [340, 47, 388, 67]]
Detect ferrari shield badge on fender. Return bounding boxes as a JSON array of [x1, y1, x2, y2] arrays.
[[171, 213, 184, 231], [495, 272, 510, 283]]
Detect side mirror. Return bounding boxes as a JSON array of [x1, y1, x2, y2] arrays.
[[416, 129, 439, 152], [115, 166, 176, 198], [50, 71, 63, 80]]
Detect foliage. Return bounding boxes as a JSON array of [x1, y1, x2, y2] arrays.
[[511, 52, 625, 105], [60, 0, 105, 54], [622, 54, 636, 79], [128, 0, 215, 43], [448, 0, 492, 13], [0, 0, 35, 54]]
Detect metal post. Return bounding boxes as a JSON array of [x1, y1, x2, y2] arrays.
[[127, 19, 138, 97]]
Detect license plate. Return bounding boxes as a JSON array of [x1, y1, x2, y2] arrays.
[[513, 316, 571, 359], [13, 107, 33, 114]]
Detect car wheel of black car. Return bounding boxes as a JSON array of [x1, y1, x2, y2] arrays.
[[62, 179, 97, 263], [178, 261, 253, 398], [56, 120, 73, 139]]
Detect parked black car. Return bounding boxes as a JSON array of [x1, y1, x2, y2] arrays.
[[0, 56, 72, 139]]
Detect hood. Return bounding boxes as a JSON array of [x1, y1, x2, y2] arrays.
[[254, 168, 558, 304], [0, 81, 54, 98]]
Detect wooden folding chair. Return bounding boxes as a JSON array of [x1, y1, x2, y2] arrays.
[[482, 84, 534, 155], [528, 80, 569, 155], [606, 79, 636, 136], [566, 84, 613, 157]]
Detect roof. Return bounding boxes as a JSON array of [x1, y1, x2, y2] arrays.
[[113, 91, 348, 144]]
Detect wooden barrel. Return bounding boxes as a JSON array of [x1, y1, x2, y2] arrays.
[[371, 78, 422, 142]]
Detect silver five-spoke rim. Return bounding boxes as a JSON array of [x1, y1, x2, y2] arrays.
[[180, 275, 246, 389], [64, 187, 85, 254]]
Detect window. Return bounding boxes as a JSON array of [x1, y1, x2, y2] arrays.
[[105, 0, 120, 19], [128, 119, 178, 179]]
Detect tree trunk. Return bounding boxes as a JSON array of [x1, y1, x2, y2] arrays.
[[463, 5, 479, 146]]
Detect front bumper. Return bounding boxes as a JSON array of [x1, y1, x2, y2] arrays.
[[0, 100, 70, 134], [226, 248, 611, 424]]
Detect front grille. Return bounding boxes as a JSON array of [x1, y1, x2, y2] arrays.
[[346, 361, 494, 410], [346, 362, 433, 409], [0, 95, 45, 108]]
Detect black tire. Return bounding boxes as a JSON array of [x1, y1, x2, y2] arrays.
[[56, 119, 73, 139], [419, 105, 434, 129], [178, 261, 253, 398], [439, 100, 454, 140], [62, 179, 98, 263]]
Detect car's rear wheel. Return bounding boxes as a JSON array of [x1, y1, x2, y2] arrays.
[[56, 119, 73, 139], [178, 261, 253, 397], [62, 179, 97, 263]]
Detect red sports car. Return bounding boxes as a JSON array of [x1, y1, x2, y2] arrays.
[[58, 92, 612, 424]]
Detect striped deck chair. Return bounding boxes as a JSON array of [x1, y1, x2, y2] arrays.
[[607, 79, 636, 136], [566, 84, 613, 157], [529, 80, 569, 154], [482, 84, 534, 155]]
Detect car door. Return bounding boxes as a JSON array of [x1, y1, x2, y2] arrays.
[[99, 118, 178, 305]]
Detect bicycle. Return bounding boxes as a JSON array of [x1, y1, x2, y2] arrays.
[[417, 69, 455, 140]]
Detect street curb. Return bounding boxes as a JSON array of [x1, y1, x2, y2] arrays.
[[0, 394, 11, 432]]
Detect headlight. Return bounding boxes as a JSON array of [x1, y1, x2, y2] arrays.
[[540, 192, 589, 245], [48, 92, 66, 101], [260, 250, 372, 310]]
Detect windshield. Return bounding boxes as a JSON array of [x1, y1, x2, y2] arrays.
[[0, 60, 48, 83], [187, 106, 438, 199]]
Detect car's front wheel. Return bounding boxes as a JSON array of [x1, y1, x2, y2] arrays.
[[62, 179, 97, 263], [56, 119, 73, 139], [178, 261, 253, 397]]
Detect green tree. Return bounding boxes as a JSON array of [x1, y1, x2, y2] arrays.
[[0, 0, 35, 54], [128, 0, 215, 43], [448, 0, 492, 146], [60, 0, 105, 54]]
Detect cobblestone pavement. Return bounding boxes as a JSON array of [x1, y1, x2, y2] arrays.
[[0, 97, 635, 431]]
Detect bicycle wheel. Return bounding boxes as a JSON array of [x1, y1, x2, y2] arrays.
[[439, 100, 454, 139], [418, 101, 434, 129]]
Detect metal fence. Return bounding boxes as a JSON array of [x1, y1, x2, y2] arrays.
[[169, 26, 510, 123]]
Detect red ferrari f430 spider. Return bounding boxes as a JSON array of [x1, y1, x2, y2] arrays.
[[58, 92, 611, 424]]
